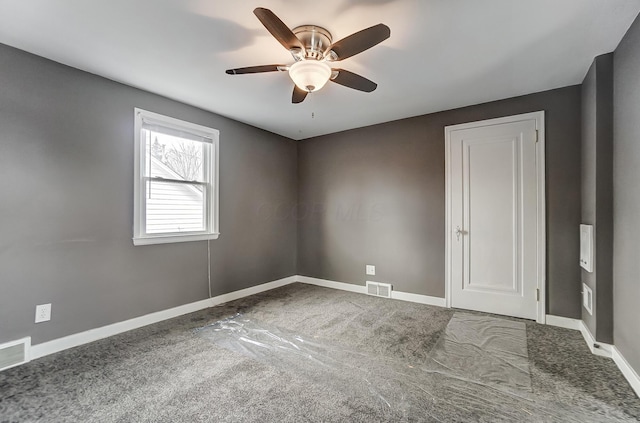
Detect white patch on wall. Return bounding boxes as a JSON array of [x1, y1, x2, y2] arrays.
[[582, 283, 593, 315], [580, 224, 594, 272], [0, 337, 30, 372], [366, 281, 392, 298]]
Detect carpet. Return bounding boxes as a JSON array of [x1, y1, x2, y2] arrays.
[[1, 283, 639, 422]]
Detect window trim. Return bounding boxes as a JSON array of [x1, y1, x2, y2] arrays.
[[133, 108, 220, 246]]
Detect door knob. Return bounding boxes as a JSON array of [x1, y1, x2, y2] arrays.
[[455, 226, 466, 242]]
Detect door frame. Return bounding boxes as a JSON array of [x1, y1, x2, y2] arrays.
[[444, 111, 546, 324]]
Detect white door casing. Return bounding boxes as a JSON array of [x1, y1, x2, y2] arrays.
[[445, 112, 546, 322]]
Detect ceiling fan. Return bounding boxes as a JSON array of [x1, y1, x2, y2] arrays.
[[226, 8, 391, 104]]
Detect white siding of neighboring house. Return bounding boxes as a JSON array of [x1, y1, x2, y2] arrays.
[[146, 156, 204, 234]]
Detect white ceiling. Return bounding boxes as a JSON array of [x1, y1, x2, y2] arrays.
[[0, 1, 639, 140]]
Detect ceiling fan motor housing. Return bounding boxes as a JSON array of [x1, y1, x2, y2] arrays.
[[292, 25, 333, 60], [226, 9, 389, 103]]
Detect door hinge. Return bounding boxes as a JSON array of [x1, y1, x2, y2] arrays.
[[536, 288, 540, 301]]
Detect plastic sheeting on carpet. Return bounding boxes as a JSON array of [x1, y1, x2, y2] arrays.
[[431, 313, 531, 393], [195, 312, 636, 422]]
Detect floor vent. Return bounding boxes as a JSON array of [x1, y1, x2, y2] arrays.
[[0, 337, 30, 372], [366, 281, 393, 298]]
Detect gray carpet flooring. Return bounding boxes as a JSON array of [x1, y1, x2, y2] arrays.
[[1, 282, 639, 422]]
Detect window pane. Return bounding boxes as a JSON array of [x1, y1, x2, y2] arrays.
[[143, 129, 205, 182], [145, 180, 205, 234]]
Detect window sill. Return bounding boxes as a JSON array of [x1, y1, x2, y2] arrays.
[[133, 233, 220, 246]]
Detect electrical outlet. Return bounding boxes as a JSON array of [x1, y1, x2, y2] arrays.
[[366, 265, 376, 276], [35, 304, 51, 323]]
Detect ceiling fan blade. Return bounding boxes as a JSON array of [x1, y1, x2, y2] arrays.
[[331, 69, 377, 92], [292, 85, 308, 104], [328, 24, 390, 61], [225, 65, 286, 75], [254, 8, 305, 52]]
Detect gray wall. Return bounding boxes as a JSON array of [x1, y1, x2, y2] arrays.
[[613, 13, 640, 375], [581, 61, 597, 335], [581, 54, 614, 344], [298, 86, 583, 319], [0, 43, 297, 345]]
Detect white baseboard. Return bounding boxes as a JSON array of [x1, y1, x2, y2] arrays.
[[612, 346, 640, 398], [23, 273, 640, 400], [391, 290, 447, 307], [30, 275, 297, 360], [545, 315, 582, 331], [30, 298, 213, 360], [297, 276, 367, 294], [544, 315, 640, 398], [545, 315, 612, 357], [208, 276, 297, 306], [28, 275, 444, 362], [296, 276, 446, 308], [578, 320, 613, 358]]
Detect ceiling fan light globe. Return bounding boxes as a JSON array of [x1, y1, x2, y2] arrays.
[[289, 60, 331, 93]]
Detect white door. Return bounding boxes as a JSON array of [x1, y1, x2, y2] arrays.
[[446, 113, 544, 320]]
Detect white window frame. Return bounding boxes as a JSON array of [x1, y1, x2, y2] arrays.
[[133, 108, 220, 246]]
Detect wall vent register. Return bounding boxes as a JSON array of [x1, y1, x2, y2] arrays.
[[366, 281, 392, 298], [582, 283, 593, 315], [0, 338, 30, 372]]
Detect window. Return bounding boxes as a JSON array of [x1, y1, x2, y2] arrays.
[[133, 108, 219, 245]]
